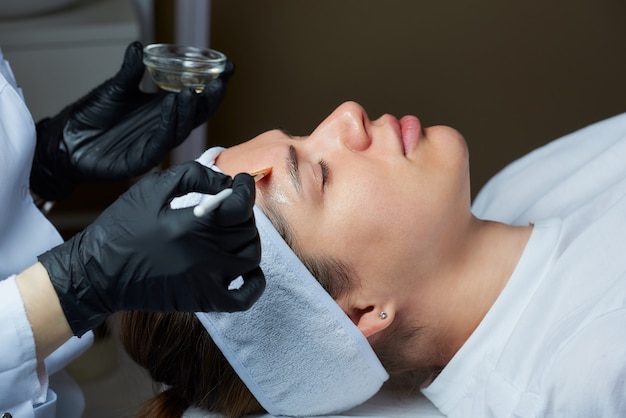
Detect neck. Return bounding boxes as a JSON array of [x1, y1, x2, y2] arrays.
[[406, 217, 533, 368]]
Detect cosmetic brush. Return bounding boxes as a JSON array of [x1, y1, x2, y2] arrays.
[[193, 167, 272, 217]]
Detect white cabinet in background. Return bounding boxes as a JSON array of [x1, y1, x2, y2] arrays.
[[0, 0, 140, 121]]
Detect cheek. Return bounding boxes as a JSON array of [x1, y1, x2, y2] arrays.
[[326, 179, 440, 269], [314, 184, 408, 260]]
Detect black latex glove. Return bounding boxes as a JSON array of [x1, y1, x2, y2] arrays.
[[38, 162, 265, 336], [31, 41, 235, 201]]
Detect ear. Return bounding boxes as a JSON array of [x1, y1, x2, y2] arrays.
[[347, 304, 395, 338]]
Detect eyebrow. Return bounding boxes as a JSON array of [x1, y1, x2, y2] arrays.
[[287, 145, 303, 194]]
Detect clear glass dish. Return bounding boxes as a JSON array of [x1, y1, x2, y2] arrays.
[[143, 43, 227, 93]]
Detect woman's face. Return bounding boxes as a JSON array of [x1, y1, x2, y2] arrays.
[[216, 101, 471, 295]]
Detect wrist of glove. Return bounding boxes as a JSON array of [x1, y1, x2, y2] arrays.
[[38, 162, 265, 336], [30, 41, 235, 201], [31, 108, 79, 201]]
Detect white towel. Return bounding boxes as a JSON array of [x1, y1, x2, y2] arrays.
[[172, 148, 388, 417]]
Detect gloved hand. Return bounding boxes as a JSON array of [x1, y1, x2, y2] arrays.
[[31, 41, 235, 201], [38, 162, 265, 336]]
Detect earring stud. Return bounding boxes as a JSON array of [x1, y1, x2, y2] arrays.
[[379, 311, 387, 320]]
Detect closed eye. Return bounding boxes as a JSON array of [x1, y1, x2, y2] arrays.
[[319, 159, 329, 189]]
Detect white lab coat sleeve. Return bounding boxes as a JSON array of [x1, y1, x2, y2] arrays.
[[1, 48, 92, 417], [0, 275, 47, 416]]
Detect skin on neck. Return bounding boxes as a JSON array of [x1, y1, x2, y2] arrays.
[[387, 215, 533, 369]]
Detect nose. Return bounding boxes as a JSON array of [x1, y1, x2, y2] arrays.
[[316, 101, 372, 152]]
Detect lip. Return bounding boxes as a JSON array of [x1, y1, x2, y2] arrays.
[[383, 114, 422, 156], [399, 115, 422, 156]]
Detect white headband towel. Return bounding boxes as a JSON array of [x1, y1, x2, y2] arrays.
[[171, 148, 389, 417]]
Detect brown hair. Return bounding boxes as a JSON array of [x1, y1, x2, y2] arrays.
[[118, 205, 418, 417], [117, 311, 263, 418]]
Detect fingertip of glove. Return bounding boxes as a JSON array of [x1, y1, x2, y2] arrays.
[[202, 61, 233, 94], [201, 77, 225, 99], [128, 40, 144, 52], [221, 61, 235, 81], [118, 41, 146, 85], [178, 86, 196, 99], [232, 173, 256, 198], [233, 172, 255, 186], [124, 41, 144, 64], [235, 268, 267, 310]]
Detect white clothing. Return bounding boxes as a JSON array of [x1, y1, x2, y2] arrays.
[[422, 113, 626, 417], [183, 389, 444, 418], [0, 49, 92, 418]]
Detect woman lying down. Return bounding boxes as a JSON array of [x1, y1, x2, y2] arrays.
[[118, 101, 626, 418]]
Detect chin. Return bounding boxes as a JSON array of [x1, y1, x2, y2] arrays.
[[424, 124, 465, 142], [424, 125, 469, 162]]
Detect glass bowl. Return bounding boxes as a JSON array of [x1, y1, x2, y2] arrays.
[[143, 43, 227, 93]]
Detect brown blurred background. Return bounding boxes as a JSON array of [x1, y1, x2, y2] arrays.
[[207, 0, 626, 195], [9, 0, 625, 238]]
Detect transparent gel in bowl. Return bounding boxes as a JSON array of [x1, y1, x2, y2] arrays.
[[143, 44, 227, 93]]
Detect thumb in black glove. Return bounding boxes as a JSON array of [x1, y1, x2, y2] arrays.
[[38, 162, 265, 336], [31, 41, 235, 201]]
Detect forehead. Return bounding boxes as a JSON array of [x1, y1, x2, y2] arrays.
[[216, 130, 292, 184], [225, 130, 287, 158]]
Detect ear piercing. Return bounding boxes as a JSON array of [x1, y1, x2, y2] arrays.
[[379, 311, 388, 320]]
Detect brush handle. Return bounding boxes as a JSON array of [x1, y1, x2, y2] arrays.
[[193, 188, 233, 217]]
